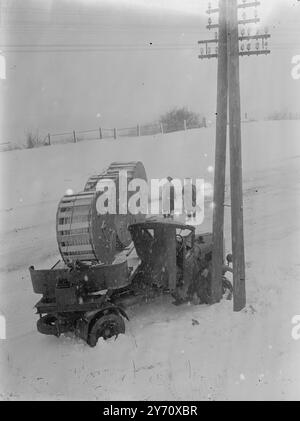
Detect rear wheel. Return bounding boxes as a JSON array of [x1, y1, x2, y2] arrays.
[[37, 314, 59, 336], [88, 313, 125, 347]]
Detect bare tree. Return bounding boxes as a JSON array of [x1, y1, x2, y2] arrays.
[[159, 107, 203, 133]]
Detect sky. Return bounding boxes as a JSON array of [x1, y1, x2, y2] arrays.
[[0, 0, 300, 144]]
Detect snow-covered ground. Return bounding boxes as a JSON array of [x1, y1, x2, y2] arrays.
[[0, 121, 300, 400]]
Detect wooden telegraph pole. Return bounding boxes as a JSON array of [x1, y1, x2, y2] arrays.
[[198, 0, 270, 310], [210, 0, 228, 303], [227, 0, 245, 311]]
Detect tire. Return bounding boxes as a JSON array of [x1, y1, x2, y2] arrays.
[[37, 314, 59, 336], [88, 313, 125, 347]]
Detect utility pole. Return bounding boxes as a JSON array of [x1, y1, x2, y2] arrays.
[[227, 0, 245, 311], [198, 0, 270, 310], [210, 0, 228, 303]]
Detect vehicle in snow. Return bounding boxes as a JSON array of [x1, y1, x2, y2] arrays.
[[29, 161, 232, 346]]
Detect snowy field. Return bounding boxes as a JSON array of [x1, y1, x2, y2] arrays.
[[0, 120, 300, 400]]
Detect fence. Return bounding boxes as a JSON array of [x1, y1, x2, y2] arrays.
[[0, 141, 22, 152], [43, 119, 206, 146], [0, 142, 11, 151], [0, 119, 207, 151]]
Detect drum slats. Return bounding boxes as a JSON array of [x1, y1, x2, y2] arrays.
[[57, 234, 90, 243], [62, 252, 96, 261], [84, 162, 140, 192], [57, 222, 89, 231], [57, 209, 89, 218], [60, 244, 94, 253], [57, 161, 147, 264]]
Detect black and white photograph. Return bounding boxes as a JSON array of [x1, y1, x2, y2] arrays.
[[0, 0, 300, 402]]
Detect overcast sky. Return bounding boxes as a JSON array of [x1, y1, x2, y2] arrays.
[[0, 0, 300, 143]]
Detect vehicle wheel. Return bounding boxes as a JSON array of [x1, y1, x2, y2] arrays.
[[37, 314, 59, 336], [88, 313, 125, 347]]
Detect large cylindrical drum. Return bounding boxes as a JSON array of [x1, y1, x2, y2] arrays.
[[56, 161, 147, 264]]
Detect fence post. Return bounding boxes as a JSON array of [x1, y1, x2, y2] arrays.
[[114, 128, 117, 139], [47, 133, 51, 145], [184, 120, 187, 131], [160, 122, 164, 134], [99, 127, 102, 140], [137, 124, 140, 137], [73, 130, 77, 143]]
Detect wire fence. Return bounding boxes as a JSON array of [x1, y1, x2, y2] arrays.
[[0, 119, 207, 151], [44, 119, 206, 146]]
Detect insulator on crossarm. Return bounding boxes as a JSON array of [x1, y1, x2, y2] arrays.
[[241, 43, 245, 51], [207, 46, 211, 54], [215, 31, 218, 39], [208, 17, 212, 25], [215, 46, 218, 54], [255, 41, 260, 50], [247, 42, 251, 51], [200, 47, 204, 55], [241, 27, 245, 36], [247, 27, 251, 36]]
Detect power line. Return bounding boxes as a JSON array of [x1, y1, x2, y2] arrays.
[[0, 42, 295, 48], [0, 46, 294, 54], [3, 20, 300, 29]]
